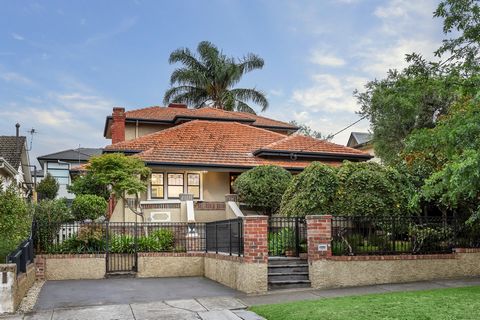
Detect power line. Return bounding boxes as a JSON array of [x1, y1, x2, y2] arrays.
[[330, 115, 368, 138]]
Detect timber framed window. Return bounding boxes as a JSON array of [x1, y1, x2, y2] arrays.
[[151, 173, 164, 199], [187, 173, 200, 199], [167, 173, 184, 199]]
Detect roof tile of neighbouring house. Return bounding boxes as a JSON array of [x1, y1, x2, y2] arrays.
[[104, 120, 371, 169], [123, 106, 298, 130], [0, 136, 26, 169]]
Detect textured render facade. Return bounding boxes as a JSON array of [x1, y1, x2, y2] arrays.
[[101, 104, 372, 223], [305, 216, 480, 289]]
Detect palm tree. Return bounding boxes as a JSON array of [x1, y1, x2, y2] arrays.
[[163, 41, 268, 114]]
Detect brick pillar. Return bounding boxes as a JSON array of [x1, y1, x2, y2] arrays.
[[35, 256, 45, 280], [243, 216, 268, 263], [111, 107, 126, 144], [306, 215, 332, 260]]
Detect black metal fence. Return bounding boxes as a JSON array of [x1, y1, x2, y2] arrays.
[[7, 238, 35, 275], [332, 216, 480, 256], [33, 221, 206, 254], [268, 216, 307, 257], [205, 218, 244, 256]]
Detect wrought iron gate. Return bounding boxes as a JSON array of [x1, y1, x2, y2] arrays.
[[105, 222, 137, 273], [268, 217, 307, 257]]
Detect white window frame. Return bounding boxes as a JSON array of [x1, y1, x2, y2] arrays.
[[148, 171, 203, 201]]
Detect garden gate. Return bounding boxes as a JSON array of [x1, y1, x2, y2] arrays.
[[105, 222, 138, 274], [268, 217, 307, 257]]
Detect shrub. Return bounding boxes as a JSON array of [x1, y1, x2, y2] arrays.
[[233, 165, 292, 215], [268, 227, 295, 256], [71, 194, 107, 221], [280, 162, 338, 217], [151, 229, 175, 251], [334, 161, 414, 218], [57, 224, 106, 254], [33, 198, 73, 251], [0, 183, 31, 262], [36, 173, 59, 200]]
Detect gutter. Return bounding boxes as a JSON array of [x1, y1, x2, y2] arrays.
[[252, 149, 373, 161]]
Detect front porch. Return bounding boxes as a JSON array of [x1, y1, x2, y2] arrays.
[[109, 170, 246, 223]]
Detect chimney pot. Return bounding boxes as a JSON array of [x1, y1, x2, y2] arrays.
[[15, 123, 20, 137], [168, 103, 188, 109], [111, 107, 126, 144]]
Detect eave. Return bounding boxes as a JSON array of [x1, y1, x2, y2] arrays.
[[252, 149, 373, 161]]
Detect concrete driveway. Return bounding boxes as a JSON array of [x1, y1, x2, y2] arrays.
[[35, 277, 241, 310]]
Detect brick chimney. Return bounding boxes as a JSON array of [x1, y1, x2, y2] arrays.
[[111, 107, 126, 144], [168, 103, 187, 109]]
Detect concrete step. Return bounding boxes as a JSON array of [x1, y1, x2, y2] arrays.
[[268, 280, 311, 290], [105, 271, 137, 278], [268, 265, 309, 273], [268, 272, 310, 281], [268, 258, 308, 266]]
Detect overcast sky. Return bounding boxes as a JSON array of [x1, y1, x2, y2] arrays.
[[0, 0, 444, 166]]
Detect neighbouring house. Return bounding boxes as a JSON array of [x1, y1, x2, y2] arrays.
[[37, 147, 102, 200], [346, 132, 379, 162], [101, 104, 372, 223], [0, 124, 33, 197]]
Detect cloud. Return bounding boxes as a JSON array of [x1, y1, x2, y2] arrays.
[[268, 89, 284, 97], [291, 74, 368, 113], [11, 33, 24, 41], [0, 72, 33, 85], [85, 16, 137, 45], [310, 50, 346, 67]]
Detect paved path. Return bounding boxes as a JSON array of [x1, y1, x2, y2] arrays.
[[1, 297, 265, 320], [2, 277, 480, 319], [239, 277, 480, 306], [35, 277, 239, 310]]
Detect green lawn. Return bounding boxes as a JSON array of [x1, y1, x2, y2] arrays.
[[250, 286, 480, 320]]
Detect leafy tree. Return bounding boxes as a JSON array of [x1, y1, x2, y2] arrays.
[[87, 153, 151, 221], [164, 41, 268, 113], [33, 198, 73, 223], [403, 98, 480, 222], [233, 165, 292, 215], [36, 173, 59, 200], [0, 183, 31, 262], [280, 162, 338, 217], [289, 121, 332, 140], [71, 194, 108, 221], [68, 172, 110, 200], [434, 0, 480, 73], [334, 161, 415, 218]]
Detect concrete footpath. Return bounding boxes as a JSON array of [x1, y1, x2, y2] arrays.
[[1, 296, 264, 320], [2, 277, 480, 320]]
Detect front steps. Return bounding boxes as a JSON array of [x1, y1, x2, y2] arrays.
[[268, 257, 311, 290]]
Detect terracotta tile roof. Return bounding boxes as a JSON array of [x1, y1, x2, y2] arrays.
[[256, 134, 367, 156], [122, 106, 297, 130], [105, 120, 371, 169]]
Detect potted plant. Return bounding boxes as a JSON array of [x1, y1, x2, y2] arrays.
[[285, 246, 295, 257]]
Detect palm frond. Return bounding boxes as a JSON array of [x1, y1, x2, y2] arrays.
[[238, 53, 265, 74], [170, 68, 209, 87], [235, 100, 257, 114], [230, 88, 269, 111]]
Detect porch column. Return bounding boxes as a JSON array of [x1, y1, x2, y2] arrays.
[[306, 215, 332, 261]]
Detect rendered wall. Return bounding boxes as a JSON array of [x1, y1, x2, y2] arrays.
[[309, 252, 480, 289], [137, 253, 204, 278]]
